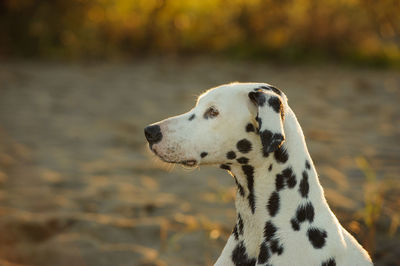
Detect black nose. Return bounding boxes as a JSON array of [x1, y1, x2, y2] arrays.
[[144, 125, 163, 145]]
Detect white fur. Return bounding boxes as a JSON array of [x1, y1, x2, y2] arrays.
[[147, 83, 373, 266]]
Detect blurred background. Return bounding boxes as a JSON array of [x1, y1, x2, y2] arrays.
[[0, 0, 399, 266]]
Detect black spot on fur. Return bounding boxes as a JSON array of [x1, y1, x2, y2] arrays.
[[233, 224, 239, 240], [227, 151, 237, 159], [248, 91, 266, 106], [262, 150, 270, 158], [296, 202, 315, 223], [231, 241, 257, 266], [256, 115, 262, 131], [188, 114, 195, 121], [242, 164, 254, 177], [268, 164, 273, 171], [200, 152, 208, 158], [260, 130, 285, 155], [220, 164, 231, 170], [321, 258, 336, 266], [234, 176, 245, 197], [305, 160, 311, 169], [275, 173, 285, 191], [291, 218, 300, 231], [246, 123, 255, 132], [257, 242, 270, 264], [282, 167, 297, 188], [237, 139, 252, 153], [275, 167, 296, 191], [259, 130, 273, 150], [242, 165, 256, 214], [270, 239, 284, 255], [238, 214, 244, 235], [264, 221, 277, 241], [270, 86, 282, 96], [267, 191, 280, 217], [257, 85, 282, 96], [237, 157, 249, 164], [268, 96, 282, 114], [299, 170, 310, 198], [307, 227, 327, 249], [274, 145, 289, 163]]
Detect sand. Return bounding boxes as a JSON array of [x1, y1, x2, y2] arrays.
[[0, 58, 399, 266]]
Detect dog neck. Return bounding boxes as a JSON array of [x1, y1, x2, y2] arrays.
[[216, 109, 329, 264]]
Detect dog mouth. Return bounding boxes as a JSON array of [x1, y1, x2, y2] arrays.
[[151, 147, 197, 167], [180, 160, 197, 167]]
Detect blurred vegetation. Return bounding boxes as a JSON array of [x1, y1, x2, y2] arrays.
[[356, 157, 399, 256], [0, 0, 400, 66]]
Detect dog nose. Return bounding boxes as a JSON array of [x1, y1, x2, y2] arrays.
[[144, 125, 163, 145]]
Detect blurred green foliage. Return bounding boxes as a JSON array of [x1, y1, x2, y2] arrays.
[[1, 0, 399, 66]]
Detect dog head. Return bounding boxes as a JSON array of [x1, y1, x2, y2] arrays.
[[144, 83, 287, 167]]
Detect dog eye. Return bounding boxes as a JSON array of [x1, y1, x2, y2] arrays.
[[204, 106, 219, 119]]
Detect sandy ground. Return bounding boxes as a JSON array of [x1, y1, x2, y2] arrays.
[[0, 58, 399, 266]]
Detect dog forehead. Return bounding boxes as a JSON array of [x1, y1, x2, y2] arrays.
[[197, 83, 251, 105], [196, 83, 287, 114]]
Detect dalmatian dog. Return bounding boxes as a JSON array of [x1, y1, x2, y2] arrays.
[[144, 82, 373, 266]]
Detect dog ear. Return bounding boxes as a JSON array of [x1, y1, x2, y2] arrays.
[[248, 90, 285, 155]]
